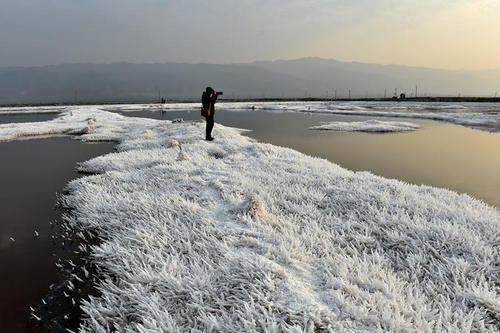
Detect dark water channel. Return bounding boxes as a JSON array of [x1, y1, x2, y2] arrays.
[[0, 135, 114, 332], [117, 108, 500, 209], [0, 114, 56, 124]]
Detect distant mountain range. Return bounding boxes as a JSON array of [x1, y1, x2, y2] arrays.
[[0, 58, 499, 104]]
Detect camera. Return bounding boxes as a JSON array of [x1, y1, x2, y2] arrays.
[[216, 91, 223, 96]]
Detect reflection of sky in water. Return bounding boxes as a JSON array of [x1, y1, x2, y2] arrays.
[[0, 137, 114, 332], [118, 108, 500, 208], [0, 113, 56, 124]]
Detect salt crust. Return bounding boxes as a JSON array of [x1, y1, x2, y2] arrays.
[[309, 120, 420, 132], [0, 106, 499, 332]]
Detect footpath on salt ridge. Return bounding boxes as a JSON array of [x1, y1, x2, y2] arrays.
[[1, 106, 499, 332]]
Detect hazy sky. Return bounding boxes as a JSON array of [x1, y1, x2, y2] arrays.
[[1, 0, 499, 69]]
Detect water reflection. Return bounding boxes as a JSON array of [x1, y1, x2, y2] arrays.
[[0, 137, 114, 332], [0, 114, 56, 124]]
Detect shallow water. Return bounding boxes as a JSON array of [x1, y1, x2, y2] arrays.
[[0, 137, 114, 332], [0, 114, 56, 124], [117, 108, 500, 208]]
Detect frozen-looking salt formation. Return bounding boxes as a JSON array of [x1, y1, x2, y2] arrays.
[[310, 120, 420, 132], [0, 106, 499, 332]]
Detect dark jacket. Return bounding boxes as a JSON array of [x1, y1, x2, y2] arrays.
[[202, 91, 218, 117]]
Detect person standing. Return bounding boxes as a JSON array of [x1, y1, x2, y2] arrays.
[[201, 87, 222, 141]]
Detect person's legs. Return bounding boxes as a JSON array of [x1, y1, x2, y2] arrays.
[[206, 115, 214, 140]]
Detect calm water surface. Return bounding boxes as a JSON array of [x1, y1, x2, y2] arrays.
[[0, 114, 56, 124], [118, 108, 500, 208], [0, 137, 114, 332]]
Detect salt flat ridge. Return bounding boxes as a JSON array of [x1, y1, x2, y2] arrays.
[[309, 120, 420, 132], [0, 106, 498, 332]]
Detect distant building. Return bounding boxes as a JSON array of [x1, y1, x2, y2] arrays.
[[400, 93, 406, 99]]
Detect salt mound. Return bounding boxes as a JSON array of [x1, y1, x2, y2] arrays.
[[310, 120, 420, 132], [245, 194, 267, 219]]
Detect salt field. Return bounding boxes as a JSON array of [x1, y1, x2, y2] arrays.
[[0, 102, 499, 331]]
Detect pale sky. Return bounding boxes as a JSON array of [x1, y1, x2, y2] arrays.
[[1, 0, 499, 70]]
